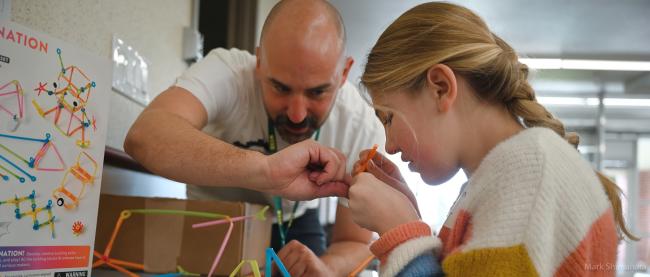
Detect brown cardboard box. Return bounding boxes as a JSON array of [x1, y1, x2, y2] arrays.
[[93, 194, 272, 276]]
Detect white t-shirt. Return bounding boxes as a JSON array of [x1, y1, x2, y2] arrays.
[[175, 48, 385, 220]]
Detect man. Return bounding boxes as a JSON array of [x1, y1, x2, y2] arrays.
[[124, 0, 384, 276]]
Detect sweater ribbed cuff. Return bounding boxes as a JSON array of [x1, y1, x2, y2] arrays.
[[370, 220, 432, 263]]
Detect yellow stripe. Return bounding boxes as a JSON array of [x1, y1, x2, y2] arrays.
[[442, 244, 539, 277]]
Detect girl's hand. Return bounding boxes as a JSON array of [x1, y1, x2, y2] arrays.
[[353, 151, 421, 216], [354, 150, 405, 182], [348, 172, 420, 235]]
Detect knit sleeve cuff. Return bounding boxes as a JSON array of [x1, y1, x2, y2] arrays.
[[370, 220, 432, 262], [381, 236, 442, 277]]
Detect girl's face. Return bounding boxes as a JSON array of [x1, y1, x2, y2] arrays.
[[371, 87, 460, 185]]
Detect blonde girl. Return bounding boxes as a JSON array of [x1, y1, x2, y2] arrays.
[[347, 2, 636, 276]]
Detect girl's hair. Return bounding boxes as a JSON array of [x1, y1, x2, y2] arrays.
[[361, 2, 638, 241]]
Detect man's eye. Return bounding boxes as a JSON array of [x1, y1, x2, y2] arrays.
[[308, 89, 325, 97], [274, 84, 290, 93]]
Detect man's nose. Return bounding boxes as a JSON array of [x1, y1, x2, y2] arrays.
[[287, 94, 308, 123]]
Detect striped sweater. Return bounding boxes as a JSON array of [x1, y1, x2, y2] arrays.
[[370, 127, 618, 277]]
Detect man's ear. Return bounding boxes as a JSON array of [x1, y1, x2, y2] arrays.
[[340, 57, 354, 86], [426, 64, 457, 112]]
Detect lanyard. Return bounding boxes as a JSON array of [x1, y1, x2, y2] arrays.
[[267, 118, 320, 152], [267, 118, 320, 246]]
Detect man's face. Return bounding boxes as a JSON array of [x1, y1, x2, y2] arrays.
[[256, 45, 351, 144]]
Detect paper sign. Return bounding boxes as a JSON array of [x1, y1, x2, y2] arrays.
[[0, 21, 111, 276]]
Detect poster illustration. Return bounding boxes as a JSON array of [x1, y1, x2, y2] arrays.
[[0, 21, 110, 276]]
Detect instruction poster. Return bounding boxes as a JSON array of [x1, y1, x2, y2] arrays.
[[0, 21, 110, 276]]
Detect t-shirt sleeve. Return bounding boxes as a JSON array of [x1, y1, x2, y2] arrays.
[[174, 48, 252, 123]]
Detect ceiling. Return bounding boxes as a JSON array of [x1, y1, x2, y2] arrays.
[[330, 0, 650, 133]]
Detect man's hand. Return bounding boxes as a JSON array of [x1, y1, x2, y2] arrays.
[[348, 172, 420, 235], [276, 240, 334, 277], [262, 139, 349, 201]]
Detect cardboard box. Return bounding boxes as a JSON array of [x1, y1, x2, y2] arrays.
[[93, 194, 272, 276]]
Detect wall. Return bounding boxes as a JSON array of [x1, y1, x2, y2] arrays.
[[255, 0, 279, 47], [255, 0, 280, 45], [639, 138, 650, 170], [0, 0, 9, 21], [10, 0, 192, 150]]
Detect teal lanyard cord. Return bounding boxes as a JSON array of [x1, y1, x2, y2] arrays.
[[267, 118, 320, 246]]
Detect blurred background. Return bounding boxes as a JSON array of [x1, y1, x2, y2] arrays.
[[7, 1, 649, 275]]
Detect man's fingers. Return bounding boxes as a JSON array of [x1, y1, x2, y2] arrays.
[[308, 148, 343, 182], [314, 181, 349, 198], [325, 149, 345, 182], [333, 149, 347, 181], [343, 173, 353, 186], [308, 171, 319, 182], [315, 148, 345, 185]]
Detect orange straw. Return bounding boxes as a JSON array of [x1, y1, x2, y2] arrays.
[[354, 144, 379, 176], [348, 254, 375, 277]]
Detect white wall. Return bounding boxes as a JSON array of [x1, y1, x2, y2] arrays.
[[639, 138, 650, 170], [330, 0, 495, 84], [255, 0, 279, 47], [11, 0, 192, 150], [0, 0, 10, 21]]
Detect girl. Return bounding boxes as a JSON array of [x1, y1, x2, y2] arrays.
[[347, 2, 637, 276]]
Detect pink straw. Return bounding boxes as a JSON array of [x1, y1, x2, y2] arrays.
[[192, 215, 253, 228], [190, 206, 268, 277], [191, 219, 234, 277]]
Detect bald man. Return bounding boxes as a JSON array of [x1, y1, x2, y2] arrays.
[[124, 0, 384, 275]]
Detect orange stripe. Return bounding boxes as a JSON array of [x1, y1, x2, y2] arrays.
[[553, 209, 618, 277], [370, 220, 431, 263], [438, 209, 473, 259]]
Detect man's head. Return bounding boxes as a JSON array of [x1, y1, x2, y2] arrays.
[[256, 0, 353, 144]]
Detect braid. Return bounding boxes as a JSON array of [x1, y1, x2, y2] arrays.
[[506, 78, 580, 148], [491, 35, 580, 148]]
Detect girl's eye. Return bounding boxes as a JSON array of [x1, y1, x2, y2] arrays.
[[382, 114, 393, 126]]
